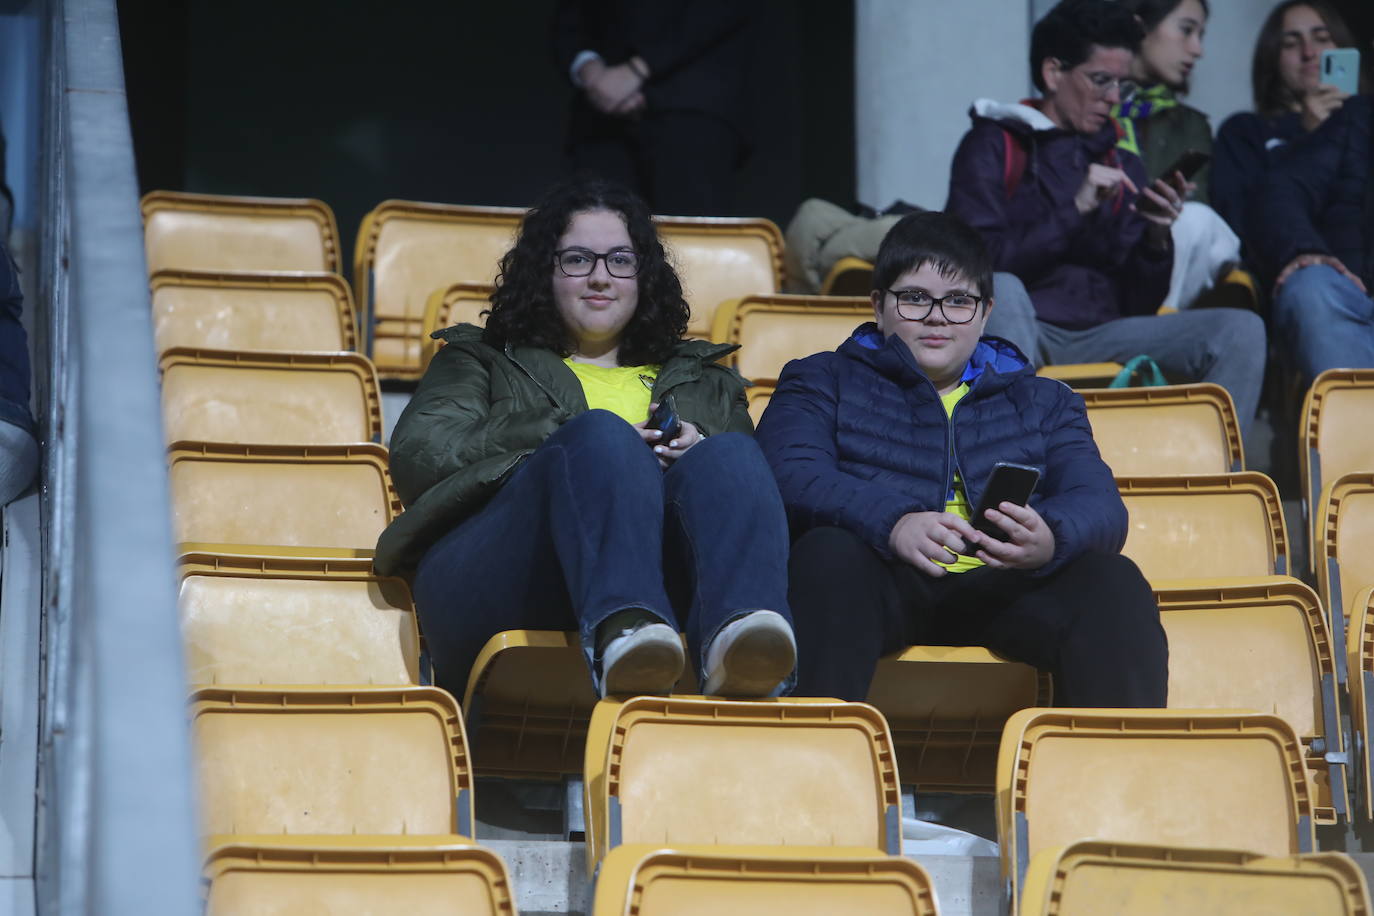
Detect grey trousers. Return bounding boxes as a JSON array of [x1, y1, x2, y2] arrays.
[[987, 273, 1265, 442]]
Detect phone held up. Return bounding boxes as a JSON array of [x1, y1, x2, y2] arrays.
[[647, 393, 681, 442], [1321, 48, 1360, 96], [971, 462, 1041, 543]]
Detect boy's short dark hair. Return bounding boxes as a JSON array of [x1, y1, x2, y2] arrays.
[[871, 211, 994, 301], [1030, 0, 1144, 93]]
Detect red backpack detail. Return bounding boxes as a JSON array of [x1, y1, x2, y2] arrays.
[[1001, 120, 1125, 214]]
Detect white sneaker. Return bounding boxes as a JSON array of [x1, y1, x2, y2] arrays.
[[702, 610, 796, 698], [600, 621, 685, 699]]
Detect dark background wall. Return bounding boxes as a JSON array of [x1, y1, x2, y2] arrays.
[[116, 0, 856, 270]]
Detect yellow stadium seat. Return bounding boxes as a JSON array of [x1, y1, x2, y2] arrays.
[[1155, 577, 1345, 823], [591, 844, 939, 916], [178, 552, 421, 687], [1344, 587, 1374, 820], [353, 201, 522, 380], [462, 630, 597, 779], [167, 442, 401, 558], [1303, 370, 1374, 576], [710, 294, 871, 383], [1036, 363, 1125, 387], [149, 270, 358, 355], [203, 836, 514, 915], [867, 646, 1049, 793], [460, 630, 703, 780], [1117, 472, 1288, 580], [997, 708, 1316, 913], [656, 215, 785, 340], [1020, 841, 1371, 916], [419, 282, 493, 371], [159, 348, 383, 446], [583, 696, 901, 875], [746, 385, 773, 426], [1079, 383, 1244, 475], [142, 190, 340, 275], [1317, 473, 1374, 683], [191, 685, 474, 837], [818, 256, 875, 297]]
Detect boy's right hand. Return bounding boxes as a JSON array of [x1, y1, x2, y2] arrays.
[[889, 511, 981, 577]]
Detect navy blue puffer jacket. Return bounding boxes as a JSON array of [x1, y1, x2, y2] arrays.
[[754, 324, 1126, 577]]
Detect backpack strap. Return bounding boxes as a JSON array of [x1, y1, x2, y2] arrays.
[[1002, 128, 1027, 200]]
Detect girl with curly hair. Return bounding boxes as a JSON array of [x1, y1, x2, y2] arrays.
[[376, 176, 796, 701]]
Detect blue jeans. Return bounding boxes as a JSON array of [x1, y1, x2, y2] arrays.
[[412, 410, 793, 695], [1273, 264, 1374, 386]]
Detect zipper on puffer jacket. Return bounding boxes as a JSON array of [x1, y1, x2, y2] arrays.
[[504, 344, 572, 411]]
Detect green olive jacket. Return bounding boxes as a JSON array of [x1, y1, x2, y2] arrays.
[[374, 323, 751, 576]]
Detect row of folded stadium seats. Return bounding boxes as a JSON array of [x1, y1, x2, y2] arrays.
[[142, 189, 1374, 911]]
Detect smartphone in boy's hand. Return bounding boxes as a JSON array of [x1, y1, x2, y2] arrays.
[[971, 462, 1041, 542]]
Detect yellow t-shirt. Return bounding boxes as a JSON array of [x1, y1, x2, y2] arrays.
[[563, 359, 659, 424], [935, 382, 985, 574]]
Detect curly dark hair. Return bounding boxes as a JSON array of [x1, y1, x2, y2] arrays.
[[1030, 0, 1144, 93], [482, 176, 689, 365]]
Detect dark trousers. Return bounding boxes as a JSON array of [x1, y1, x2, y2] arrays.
[[787, 527, 1168, 707], [412, 410, 792, 695], [568, 109, 742, 216]]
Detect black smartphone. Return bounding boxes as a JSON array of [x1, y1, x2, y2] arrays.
[[647, 393, 681, 441], [971, 462, 1041, 542], [1161, 149, 1211, 182]]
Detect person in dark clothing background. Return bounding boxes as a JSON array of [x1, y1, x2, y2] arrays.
[[945, 0, 1264, 439], [1251, 93, 1374, 386], [551, 1, 758, 216], [0, 242, 37, 505], [1214, 1, 1365, 248]]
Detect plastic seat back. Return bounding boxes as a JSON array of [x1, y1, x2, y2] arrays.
[[203, 837, 513, 915], [353, 201, 521, 379], [591, 844, 939, 916], [1345, 587, 1374, 820], [1156, 577, 1344, 823], [583, 696, 901, 874], [178, 553, 420, 686], [142, 191, 339, 274], [1080, 383, 1244, 475], [191, 686, 473, 837], [160, 349, 382, 445], [867, 646, 1050, 792], [1118, 473, 1288, 579], [747, 385, 773, 426], [1036, 363, 1124, 387], [167, 443, 400, 557], [460, 630, 701, 779], [712, 294, 871, 382], [149, 270, 357, 355], [1020, 841, 1371, 916], [656, 216, 784, 338], [818, 256, 875, 297], [998, 709, 1315, 913], [419, 282, 493, 371], [1318, 474, 1374, 646], [1302, 370, 1374, 573]]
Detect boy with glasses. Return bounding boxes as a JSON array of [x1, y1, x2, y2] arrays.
[[945, 0, 1264, 440], [755, 210, 1167, 706]]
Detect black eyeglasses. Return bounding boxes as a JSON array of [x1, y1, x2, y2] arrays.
[[554, 247, 641, 278], [885, 289, 985, 324]]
